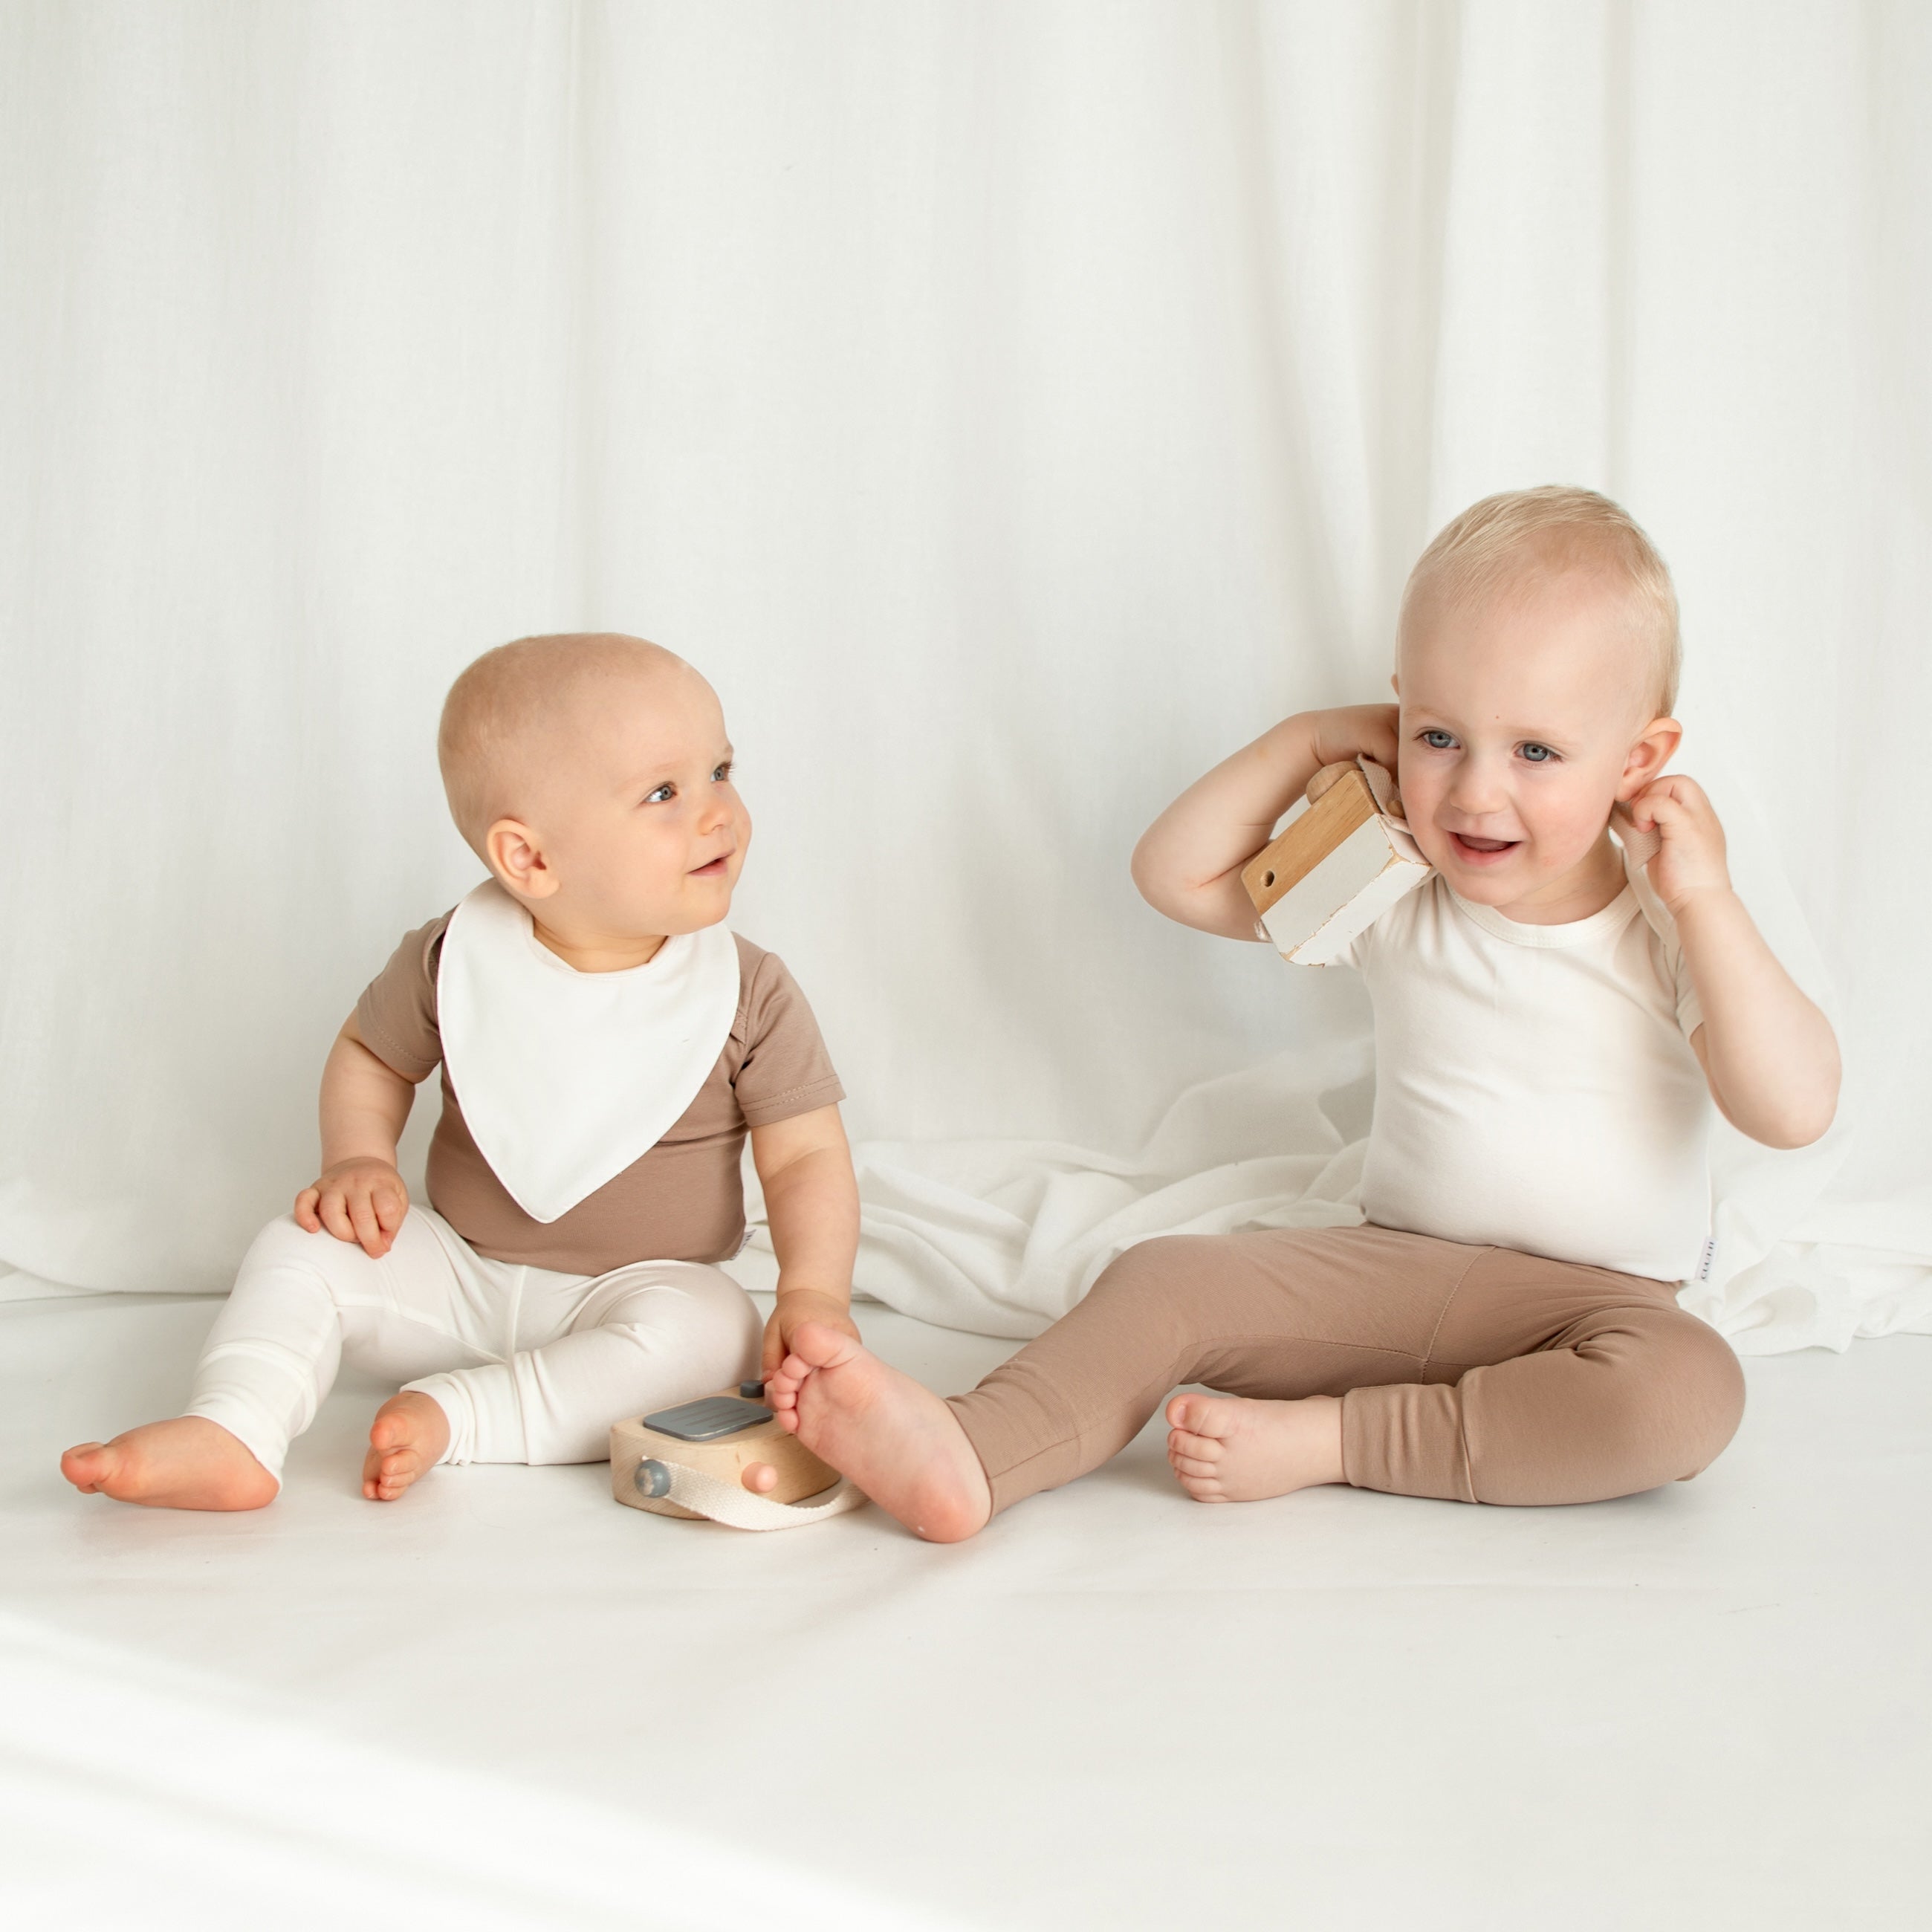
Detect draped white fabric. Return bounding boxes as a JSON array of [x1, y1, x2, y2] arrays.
[[3, 3, 1928, 1353]]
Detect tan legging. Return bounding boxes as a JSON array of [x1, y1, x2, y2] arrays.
[[947, 1225, 1745, 1513]]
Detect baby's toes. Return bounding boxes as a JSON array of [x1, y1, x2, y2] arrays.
[[1176, 1470, 1228, 1503], [1167, 1427, 1222, 1465]]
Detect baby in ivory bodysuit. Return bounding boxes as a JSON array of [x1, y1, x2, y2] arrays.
[[762, 487, 1841, 1540], [63, 633, 860, 1508]]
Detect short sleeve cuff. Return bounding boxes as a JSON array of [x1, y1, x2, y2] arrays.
[[353, 990, 441, 1083], [736, 1074, 846, 1129], [1676, 985, 1705, 1042]]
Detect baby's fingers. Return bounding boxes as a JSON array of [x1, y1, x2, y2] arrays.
[[294, 1187, 324, 1234], [317, 1188, 360, 1245], [373, 1182, 409, 1239], [346, 1189, 390, 1258]]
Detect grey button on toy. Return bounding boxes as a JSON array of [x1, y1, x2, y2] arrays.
[[635, 1459, 672, 1498], [738, 1379, 766, 1401], [640, 1394, 771, 1442]]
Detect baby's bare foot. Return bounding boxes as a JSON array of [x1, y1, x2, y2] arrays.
[[1165, 1392, 1346, 1503], [363, 1391, 450, 1501], [765, 1323, 991, 1541], [60, 1417, 278, 1511]]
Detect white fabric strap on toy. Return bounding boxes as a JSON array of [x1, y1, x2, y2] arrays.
[[635, 1459, 869, 1530], [1355, 754, 1402, 817]]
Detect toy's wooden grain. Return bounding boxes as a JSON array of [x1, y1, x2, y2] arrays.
[[610, 1395, 840, 1520], [1241, 768, 1380, 915]]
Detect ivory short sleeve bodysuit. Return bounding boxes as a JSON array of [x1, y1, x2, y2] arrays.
[[1332, 872, 1711, 1284], [354, 917, 843, 1275]]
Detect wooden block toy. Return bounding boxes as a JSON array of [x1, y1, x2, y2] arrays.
[[611, 1386, 840, 1520], [1241, 759, 1431, 965]]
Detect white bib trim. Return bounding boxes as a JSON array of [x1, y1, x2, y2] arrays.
[[436, 883, 742, 1225]]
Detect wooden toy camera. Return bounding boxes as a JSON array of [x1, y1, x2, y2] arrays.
[[611, 1383, 842, 1520], [1241, 758, 1430, 965]]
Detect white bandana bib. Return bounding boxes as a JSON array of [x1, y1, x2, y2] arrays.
[[436, 882, 742, 1225]]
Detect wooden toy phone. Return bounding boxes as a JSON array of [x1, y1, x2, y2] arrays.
[[1241, 757, 1666, 963], [610, 1383, 865, 1531]]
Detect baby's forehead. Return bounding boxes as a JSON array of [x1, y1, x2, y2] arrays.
[[537, 657, 725, 769], [1404, 571, 1643, 685]]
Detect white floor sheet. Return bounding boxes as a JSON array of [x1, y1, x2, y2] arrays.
[[7, 1291, 1927, 1931]]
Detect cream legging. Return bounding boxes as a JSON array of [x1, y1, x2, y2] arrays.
[[185, 1208, 760, 1485], [948, 1224, 1747, 1512]]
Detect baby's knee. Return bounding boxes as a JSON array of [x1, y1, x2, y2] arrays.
[[1667, 1314, 1746, 1471], [236, 1212, 366, 1280], [1088, 1234, 1213, 1311], [1078, 1235, 1228, 1368], [1628, 1310, 1746, 1479], [604, 1265, 759, 1362]]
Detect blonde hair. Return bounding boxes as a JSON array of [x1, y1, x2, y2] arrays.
[[1399, 486, 1681, 716]]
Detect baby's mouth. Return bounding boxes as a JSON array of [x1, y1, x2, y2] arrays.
[[1447, 831, 1520, 860], [689, 852, 733, 878]]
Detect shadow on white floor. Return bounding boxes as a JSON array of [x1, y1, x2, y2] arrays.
[[4, 1291, 1928, 1931]]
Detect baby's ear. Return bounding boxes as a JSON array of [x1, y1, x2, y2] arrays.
[[1619, 716, 1682, 797], [484, 818, 560, 900]]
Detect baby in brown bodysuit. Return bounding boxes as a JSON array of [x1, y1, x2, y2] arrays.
[[63, 634, 860, 1509]]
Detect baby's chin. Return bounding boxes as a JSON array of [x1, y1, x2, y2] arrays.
[[560, 878, 737, 942]]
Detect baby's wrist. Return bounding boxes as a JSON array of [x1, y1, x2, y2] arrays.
[[774, 1280, 851, 1311], [1663, 878, 1740, 924], [320, 1150, 401, 1179]]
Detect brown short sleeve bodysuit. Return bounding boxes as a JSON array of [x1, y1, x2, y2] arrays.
[[354, 918, 844, 1276]]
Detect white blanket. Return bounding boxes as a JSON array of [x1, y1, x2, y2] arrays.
[[740, 1035, 1932, 1356]]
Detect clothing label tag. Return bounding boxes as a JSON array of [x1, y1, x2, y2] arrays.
[[1696, 1236, 1716, 1283]]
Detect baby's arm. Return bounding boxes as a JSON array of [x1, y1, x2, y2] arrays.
[[1131, 704, 1401, 937], [292, 1015, 424, 1257], [750, 1104, 862, 1378], [1630, 776, 1840, 1149]]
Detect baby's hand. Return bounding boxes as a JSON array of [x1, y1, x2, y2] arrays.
[[1624, 774, 1732, 914], [762, 1287, 860, 1381], [1306, 703, 1400, 781], [1307, 759, 1405, 819], [295, 1158, 409, 1258]]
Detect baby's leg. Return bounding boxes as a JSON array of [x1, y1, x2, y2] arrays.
[[773, 1224, 1744, 1537], [61, 1214, 397, 1509], [399, 1260, 760, 1467], [760, 1226, 1388, 1540], [1331, 1245, 1746, 1505]]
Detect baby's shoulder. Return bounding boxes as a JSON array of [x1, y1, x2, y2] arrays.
[[727, 930, 794, 1033], [730, 929, 774, 980], [365, 906, 458, 991]]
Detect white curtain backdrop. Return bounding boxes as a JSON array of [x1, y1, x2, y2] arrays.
[[3, 1, 1927, 1353]]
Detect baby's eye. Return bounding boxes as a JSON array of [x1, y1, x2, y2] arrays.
[[644, 782, 675, 805], [1419, 729, 1456, 751], [1518, 742, 1557, 764], [711, 762, 733, 784]]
